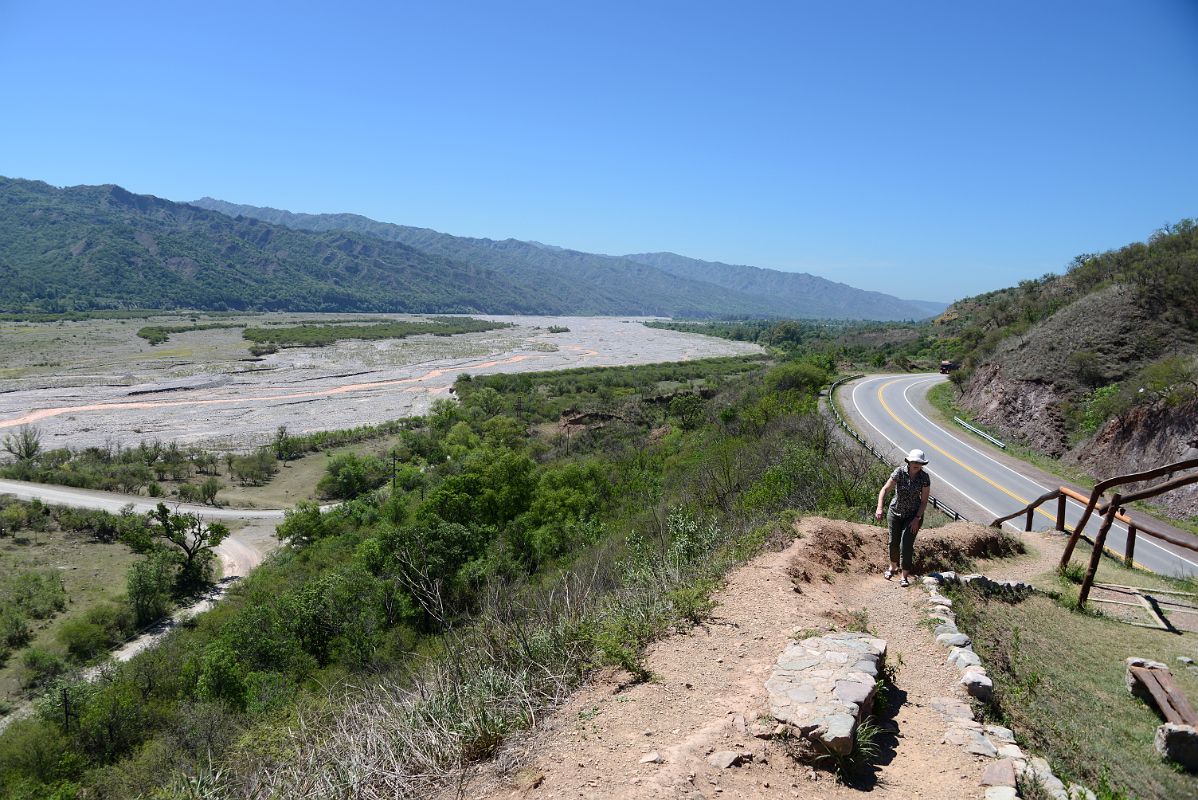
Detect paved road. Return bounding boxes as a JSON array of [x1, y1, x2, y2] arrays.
[[839, 373, 1198, 579]]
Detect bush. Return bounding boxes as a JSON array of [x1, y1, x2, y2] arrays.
[[57, 604, 134, 661], [764, 361, 829, 395], [0, 604, 31, 651], [20, 647, 66, 688], [57, 619, 109, 661], [5, 569, 67, 619], [127, 552, 176, 628], [317, 452, 389, 500]]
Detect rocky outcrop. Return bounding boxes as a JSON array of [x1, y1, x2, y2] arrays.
[[1066, 397, 1198, 518], [960, 364, 1070, 455]]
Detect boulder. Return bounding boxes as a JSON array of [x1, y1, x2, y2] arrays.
[[980, 758, 1017, 787], [962, 671, 994, 702], [1155, 723, 1198, 771], [937, 632, 972, 648]]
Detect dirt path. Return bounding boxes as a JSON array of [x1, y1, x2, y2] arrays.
[[469, 518, 1009, 799]]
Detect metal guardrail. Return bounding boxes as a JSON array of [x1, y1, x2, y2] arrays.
[[953, 416, 1006, 449], [826, 375, 964, 522]]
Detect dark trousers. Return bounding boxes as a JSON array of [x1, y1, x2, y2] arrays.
[[888, 510, 918, 571]]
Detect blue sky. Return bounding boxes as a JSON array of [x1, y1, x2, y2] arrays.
[[1, 1, 1195, 303]]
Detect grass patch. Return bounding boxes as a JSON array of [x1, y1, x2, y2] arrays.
[[0, 529, 140, 701], [951, 569, 1198, 800], [218, 433, 405, 508], [242, 317, 509, 349]]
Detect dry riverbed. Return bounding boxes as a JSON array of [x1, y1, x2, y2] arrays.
[[0, 315, 761, 451]]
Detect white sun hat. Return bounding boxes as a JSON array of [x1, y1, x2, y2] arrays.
[[904, 448, 930, 465]]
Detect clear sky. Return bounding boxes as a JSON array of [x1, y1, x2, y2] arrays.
[[1, 1, 1195, 303]]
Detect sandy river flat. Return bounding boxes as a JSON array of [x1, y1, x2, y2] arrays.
[[0, 314, 761, 452]]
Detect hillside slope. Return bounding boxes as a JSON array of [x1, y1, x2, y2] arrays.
[[625, 251, 945, 320], [0, 178, 533, 314], [192, 198, 941, 321], [939, 220, 1198, 513]]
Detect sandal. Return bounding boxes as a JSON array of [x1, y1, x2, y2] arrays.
[[883, 568, 895, 580], [899, 578, 910, 587]]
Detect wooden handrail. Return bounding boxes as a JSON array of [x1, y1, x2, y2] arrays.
[[1062, 458, 1198, 564]]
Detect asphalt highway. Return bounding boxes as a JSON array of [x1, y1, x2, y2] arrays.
[[840, 373, 1198, 579]]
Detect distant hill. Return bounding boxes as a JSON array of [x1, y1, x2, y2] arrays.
[[0, 175, 947, 319], [0, 178, 534, 314], [623, 251, 946, 321], [193, 198, 944, 321]]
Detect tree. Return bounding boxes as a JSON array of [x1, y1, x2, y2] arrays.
[[669, 394, 705, 431], [316, 452, 388, 500], [127, 550, 176, 626], [2, 425, 41, 462], [273, 425, 297, 464], [148, 503, 230, 590]]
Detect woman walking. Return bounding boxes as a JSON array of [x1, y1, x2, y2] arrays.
[[875, 448, 931, 587]]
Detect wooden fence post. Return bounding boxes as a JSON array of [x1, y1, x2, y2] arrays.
[[1078, 493, 1121, 609], [1124, 523, 1137, 567], [1025, 508, 1034, 532], [1056, 494, 1067, 532]]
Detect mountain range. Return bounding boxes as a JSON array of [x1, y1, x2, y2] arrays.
[[0, 176, 945, 319]]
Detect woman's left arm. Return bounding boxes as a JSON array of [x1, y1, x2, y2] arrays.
[[911, 485, 930, 532]]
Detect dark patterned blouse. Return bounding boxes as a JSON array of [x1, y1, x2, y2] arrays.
[[888, 466, 930, 517]]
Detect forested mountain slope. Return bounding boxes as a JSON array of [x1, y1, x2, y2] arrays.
[[193, 197, 942, 321], [0, 178, 532, 314]]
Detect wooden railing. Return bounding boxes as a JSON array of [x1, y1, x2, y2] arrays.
[[989, 458, 1198, 608]]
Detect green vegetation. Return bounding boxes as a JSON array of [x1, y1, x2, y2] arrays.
[[0, 498, 226, 705], [0, 178, 538, 315], [0, 352, 906, 797], [645, 318, 934, 371], [950, 546, 1198, 800], [241, 316, 508, 348], [136, 322, 244, 345], [0, 310, 244, 323]]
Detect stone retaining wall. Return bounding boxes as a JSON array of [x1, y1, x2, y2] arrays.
[[922, 571, 1096, 800]]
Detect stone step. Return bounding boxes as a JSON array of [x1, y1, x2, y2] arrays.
[[766, 631, 886, 756]]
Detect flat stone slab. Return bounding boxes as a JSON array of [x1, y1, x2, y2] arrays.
[[981, 758, 1017, 787], [767, 632, 886, 756]]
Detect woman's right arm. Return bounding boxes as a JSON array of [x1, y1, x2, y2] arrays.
[[875, 477, 896, 520]]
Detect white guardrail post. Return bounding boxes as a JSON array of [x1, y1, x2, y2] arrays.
[[826, 375, 964, 522]]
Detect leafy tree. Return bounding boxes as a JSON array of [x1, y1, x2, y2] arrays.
[[276, 501, 331, 546], [2, 426, 41, 471], [127, 551, 176, 627], [764, 361, 828, 395], [317, 452, 389, 500], [669, 394, 705, 431], [197, 642, 248, 710], [147, 503, 229, 590]]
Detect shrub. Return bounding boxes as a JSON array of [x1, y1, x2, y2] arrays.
[[0, 604, 31, 650], [317, 452, 389, 500], [20, 647, 67, 689], [57, 619, 109, 661]]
